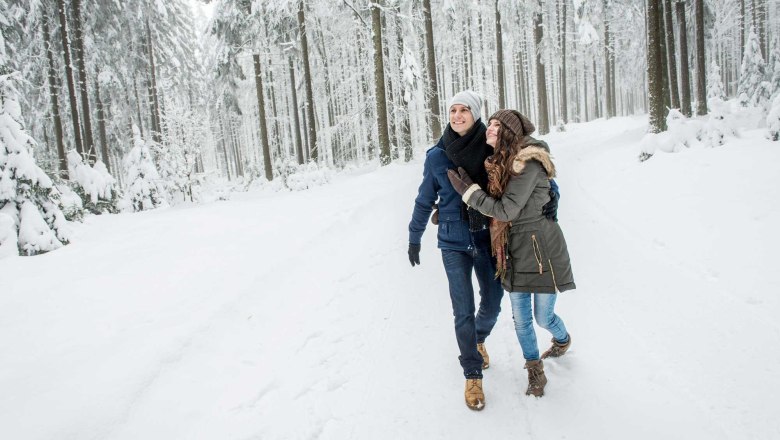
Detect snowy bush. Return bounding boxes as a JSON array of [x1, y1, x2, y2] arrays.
[[55, 181, 85, 222], [639, 110, 703, 160], [0, 69, 70, 256], [119, 125, 168, 212], [767, 95, 780, 141], [67, 150, 120, 214], [274, 158, 332, 191]]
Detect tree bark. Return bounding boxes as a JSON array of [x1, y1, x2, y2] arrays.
[[647, 0, 667, 132], [371, 1, 392, 165], [145, 19, 162, 144], [422, 0, 442, 140], [495, 0, 506, 109], [534, 9, 550, 134], [663, 0, 680, 109], [71, 0, 96, 163], [675, 1, 692, 117], [560, 0, 568, 123], [42, 9, 67, 179], [298, 0, 318, 161], [94, 67, 110, 172], [604, 0, 614, 118], [289, 58, 304, 165], [253, 55, 273, 180], [694, 0, 707, 115], [56, 0, 84, 158]]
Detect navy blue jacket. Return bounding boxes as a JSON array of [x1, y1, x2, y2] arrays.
[[408, 139, 473, 251]]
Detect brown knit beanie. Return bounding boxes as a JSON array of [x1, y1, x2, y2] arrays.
[[488, 109, 536, 137]]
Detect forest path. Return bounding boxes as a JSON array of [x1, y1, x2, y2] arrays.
[[1, 116, 778, 439]]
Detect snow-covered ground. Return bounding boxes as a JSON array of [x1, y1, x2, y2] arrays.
[[2, 115, 779, 439]]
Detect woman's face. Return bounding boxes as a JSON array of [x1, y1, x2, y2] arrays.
[[449, 104, 475, 136], [486, 119, 501, 148]]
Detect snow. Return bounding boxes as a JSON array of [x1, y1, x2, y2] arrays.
[[1, 116, 779, 439]]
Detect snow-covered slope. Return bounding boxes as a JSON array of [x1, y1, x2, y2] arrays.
[[1, 116, 778, 439]]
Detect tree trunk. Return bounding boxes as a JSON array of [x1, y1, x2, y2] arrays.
[[56, 0, 84, 158], [371, 1, 392, 165], [289, 57, 304, 165], [145, 19, 162, 144], [604, 0, 614, 118], [495, 0, 506, 109], [253, 55, 273, 180], [560, 0, 568, 123], [43, 9, 67, 179], [94, 67, 110, 172], [647, 0, 667, 132], [694, 0, 707, 115], [422, 0, 442, 140], [534, 10, 550, 134], [394, 5, 412, 162], [676, 1, 692, 117], [663, 0, 680, 109], [298, 0, 318, 162], [71, 0, 96, 163]]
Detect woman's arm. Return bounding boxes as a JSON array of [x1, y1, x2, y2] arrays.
[[463, 162, 542, 222]]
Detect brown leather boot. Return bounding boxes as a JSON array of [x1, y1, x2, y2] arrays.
[[464, 378, 485, 410], [477, 343, 490, 369], [541, 334, 571, 359], [524, 360, 547, 397]]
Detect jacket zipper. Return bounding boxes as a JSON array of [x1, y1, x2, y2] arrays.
[[531, 234, 543, 275], [547, 258, 560, 293]]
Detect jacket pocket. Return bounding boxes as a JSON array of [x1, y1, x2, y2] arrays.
[[507, 229, 546, 274]]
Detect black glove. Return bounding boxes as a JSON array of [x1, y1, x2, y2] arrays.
[[408, 243, 421, 267], [447, 167, 475, 196], [542, 182, 560, 222]]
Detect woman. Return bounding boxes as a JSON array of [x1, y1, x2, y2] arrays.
[[447, 109, 575, 398]]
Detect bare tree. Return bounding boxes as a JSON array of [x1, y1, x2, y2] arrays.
[[495, 0, 506, 109], [298, 0, 318, 161], [663, 0, 680, 109], [647, 0, 667, 132], [56, 0, 84, 158], [694, 0, 707, 115], [675, 1, 692, 116], [371, 1, 391, 164], [534, 7, 549, 134], [422, 0, 441, 139], [42, 9, 67, 178]]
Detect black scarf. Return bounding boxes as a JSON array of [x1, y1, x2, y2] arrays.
[[442, 120, 492, 232], [442, 120, 491, 190]]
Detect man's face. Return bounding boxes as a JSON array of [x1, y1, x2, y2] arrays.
[[449, 104, 475, 136]]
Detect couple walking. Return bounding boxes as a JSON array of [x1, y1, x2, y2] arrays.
[[407, 90, 576, 411]]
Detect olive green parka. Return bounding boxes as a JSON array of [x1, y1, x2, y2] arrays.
[[462, 143, 575, 294]]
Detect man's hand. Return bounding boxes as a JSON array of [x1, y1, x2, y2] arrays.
[[447, 167, 475, 196], [542, 180, 560, 222], [408, 243, 421, 267]]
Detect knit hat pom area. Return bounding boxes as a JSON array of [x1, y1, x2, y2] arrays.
[[448, 90, 483, 122], [488, 109, 536, 137]]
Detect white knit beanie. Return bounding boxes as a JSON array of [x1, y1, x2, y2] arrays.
[[448, 90, 483, 121]]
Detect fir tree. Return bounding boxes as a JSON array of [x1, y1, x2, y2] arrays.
[[0, 68, 70, 256], [707, 61, 726, 101], [120, 125, 168, 212], [737, 26, 771, 108]]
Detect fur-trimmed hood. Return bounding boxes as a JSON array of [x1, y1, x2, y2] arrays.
[[512, 145, 556, 179]]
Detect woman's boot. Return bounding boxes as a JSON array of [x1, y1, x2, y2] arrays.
[[524, 360, 547, 397]]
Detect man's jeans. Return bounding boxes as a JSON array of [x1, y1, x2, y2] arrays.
[[441, 229, 504, 379], [509, 292, 568, 361]]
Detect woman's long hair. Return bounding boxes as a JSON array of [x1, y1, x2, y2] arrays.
[[486, 127, 524, 197]]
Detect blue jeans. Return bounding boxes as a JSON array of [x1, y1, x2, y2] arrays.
[[509, 292, 569, 361], [441, 229, 504, 379]]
